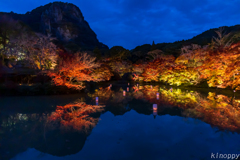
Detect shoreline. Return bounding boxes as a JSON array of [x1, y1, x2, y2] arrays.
[[0, 81, 238, 98]]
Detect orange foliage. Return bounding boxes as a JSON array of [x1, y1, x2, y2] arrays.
[[47, 101, 105, 132], [141, 55, 175, 82], [132, 86, 240, 132], [48, 53, 110, 90]]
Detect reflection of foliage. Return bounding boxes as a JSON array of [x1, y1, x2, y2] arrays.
[[88, 87, 131, 105], [196, 92, 240, 132], [47, 101, 104, 133], [88, 87, 114, 103], [132, 85, 240, 132]]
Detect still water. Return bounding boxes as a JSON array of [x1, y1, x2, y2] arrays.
[[1, 85, 240, 160]]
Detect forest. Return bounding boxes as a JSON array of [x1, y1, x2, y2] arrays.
[[1, 14, 240, 95]]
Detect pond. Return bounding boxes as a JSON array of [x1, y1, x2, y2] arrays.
[[1, 84, 240, 160]]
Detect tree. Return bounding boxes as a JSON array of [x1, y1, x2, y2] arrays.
[[93, 46, 102, 60], [210, 27, 234, 50], [34, 33, 58, 70], [147, 49, 164, 60], [108, 46, 130, 60], [150, 41, 156, 51], [8, 27, 38, 66], [0, 15, 20, 62], [142, 55, 175, 82], [48, 52, 107, 90]]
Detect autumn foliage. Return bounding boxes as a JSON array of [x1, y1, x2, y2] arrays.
[[47, 52, 112, 90], [47, 101, 104, 132], [132, 42, 240, 90], [132, 85, 240, 132]]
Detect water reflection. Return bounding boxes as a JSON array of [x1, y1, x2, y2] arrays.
[[0, 101, 104, 160], [1, 85, 240, 159], [131, 85, 240, 133], [47, 101, 104, 132]]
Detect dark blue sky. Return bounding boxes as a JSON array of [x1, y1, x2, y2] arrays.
[[1, 0, 240, 49]]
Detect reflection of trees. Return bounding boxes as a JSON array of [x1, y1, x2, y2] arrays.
[[88, 87, 114, 104], [47, 101, 104, 132], [88, 87, 132, 105], [88, 87, 132, 115], [0, 112, 49, 160], [0, 101, 105, 159], [195, 93, 240, 132], [132, 85, 240, 133]]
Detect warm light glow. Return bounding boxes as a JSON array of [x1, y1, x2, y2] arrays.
[[153, 104, 157, 111], [123, 90, 126, 96], [153, 110, 157, 116], [96, 97, 99, 102], [156, 92, 159, 100]]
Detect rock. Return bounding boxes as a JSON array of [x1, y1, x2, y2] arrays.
[[2, 2, 109, 51], [35, 2, 108, 50]]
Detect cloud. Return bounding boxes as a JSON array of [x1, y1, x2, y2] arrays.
[[1, 0, 240, 49]]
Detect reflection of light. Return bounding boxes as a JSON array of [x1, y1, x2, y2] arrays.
[[151, 85, 152, 89], [153, 110, 157, 116], [127, 87, 129, 92], [153, 104, 157, 111], [110, 84, 112, 87], [96, 102, 99, 105], [96, 97, 98, 102], [123, 90, 126, 96], [234, 90, 236, 92], [156, 92, 159, 100], [128, 83, 130, 86], [137, 84, 139, 87]]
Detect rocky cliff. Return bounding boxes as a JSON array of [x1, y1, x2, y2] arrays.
[[1, 2, 108, 52]]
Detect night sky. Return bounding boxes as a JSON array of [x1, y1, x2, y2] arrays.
[[1, 0, 240, 50]]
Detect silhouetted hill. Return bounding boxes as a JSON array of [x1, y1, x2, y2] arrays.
[[131, 25, 240, 57], [0, 2, 109, 52]]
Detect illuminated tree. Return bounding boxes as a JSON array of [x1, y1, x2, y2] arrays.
[[0, 15, 20, 61], [196, 43, 240, 89], [132, 61, 147, 81], [33, 33, 58, 70], [141, 55, 175, 82], [105, 58, 132, 77], [48, 52, 108, 90], [8, 28, 38, 66], [91, 64, 113, 81]]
